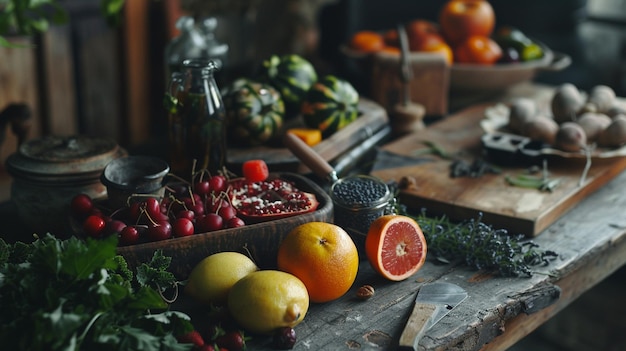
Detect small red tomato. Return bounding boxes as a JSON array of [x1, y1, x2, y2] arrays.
[[242, 159, 269, 182], [83, 215, 106, 238]]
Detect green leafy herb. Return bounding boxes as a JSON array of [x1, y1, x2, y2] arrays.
[[413, 140, 453, 159], [412, 210, 558, 277], [0, 234, 193, 351], [505, 159, 561, 192], [0, 0, 127, 46], [388, 183, 558, 277]]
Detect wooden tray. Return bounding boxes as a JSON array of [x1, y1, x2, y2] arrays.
[[226, 98, 388, 173], [371, 92, 626, 237], [116, 173, 333, 278]]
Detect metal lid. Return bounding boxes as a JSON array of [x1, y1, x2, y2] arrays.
[[5, 135, 127, 183], [330, 175, 392, 210]]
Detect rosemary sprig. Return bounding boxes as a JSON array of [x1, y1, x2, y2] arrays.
[[411, 210, 558, 277]]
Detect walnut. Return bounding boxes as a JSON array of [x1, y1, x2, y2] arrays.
[[356, 285, 375, 300]]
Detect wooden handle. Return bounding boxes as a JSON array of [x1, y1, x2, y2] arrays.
[[284, 132, 336, 182], [398, 303, 437, 351]]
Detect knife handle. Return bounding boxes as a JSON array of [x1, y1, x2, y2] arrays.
[[283, 132, 337, 182], [398, 303, 437, 351]]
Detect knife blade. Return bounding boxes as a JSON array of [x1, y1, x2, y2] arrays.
[[398, 282, 468, 351]]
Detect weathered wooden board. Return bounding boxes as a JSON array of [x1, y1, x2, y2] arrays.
[[227, 98, 388, 173], [371, 87, 626, 236]]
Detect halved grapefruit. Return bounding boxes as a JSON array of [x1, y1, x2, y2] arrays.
[[365, 215, 427, 281]]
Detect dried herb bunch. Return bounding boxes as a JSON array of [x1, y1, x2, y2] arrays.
[[414, 211, 558, 277]]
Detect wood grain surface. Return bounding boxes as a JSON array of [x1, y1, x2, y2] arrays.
[[371, 85, 626, 236]]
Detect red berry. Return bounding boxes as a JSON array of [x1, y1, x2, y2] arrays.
[[119, 226, 140, 245], [173, 217, 194, 237], [226, 217, 245, 228], [242, 159, 269, 182], [197, 213, 223, 232], [177, 209, 195, 221], [70, 194, 94, 219], [145, 197, 168, 221], [194, 180, 211, 196], [103, 219, 127, 237], [176, 330, 205, 347], [146, 222, 172, 241], [207, 197, 229, 214], [218, 204, 237, 220], [215, 330, 247, 351], [209, 175, 227, 194], [273, 327, 297, 349], [83, 215, 106, 238], [192, 202, 205, 216]]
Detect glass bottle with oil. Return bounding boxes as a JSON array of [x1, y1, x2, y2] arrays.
[[165, 59, 226, 178]]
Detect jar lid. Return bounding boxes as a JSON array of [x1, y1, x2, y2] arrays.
[[330, 175, 392, 210], [5, 135, 127, 183]]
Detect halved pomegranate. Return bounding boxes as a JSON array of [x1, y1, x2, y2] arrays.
[[228, 177, 319, 223]]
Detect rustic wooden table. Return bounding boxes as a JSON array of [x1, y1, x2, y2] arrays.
[[2, 83, 624, 351], [243, 83, 626, 351]]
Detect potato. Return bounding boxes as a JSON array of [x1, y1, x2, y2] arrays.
[[520, 114, 558, 145], [598, 114, 626, 148], [587, 85, 616, 114], [606, 104, 626, 119], [555, 122, 587, 152], [576, 112, 612, 142], [551, 83, 585, 123], [507, 97, 537, 134]]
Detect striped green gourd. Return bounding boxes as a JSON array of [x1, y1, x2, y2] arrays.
[[302, 75, 359, 137], [223, 78, 285, 146], [258, 54, 317, 118]]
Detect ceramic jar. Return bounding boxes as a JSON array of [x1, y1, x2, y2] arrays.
[[5, 135, 127, 237]]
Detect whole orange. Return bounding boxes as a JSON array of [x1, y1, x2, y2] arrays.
[[277, 222, 359, 303], [439, 0, 495, 46], [349, 30, 385, 53], [454, 35, 502, 64], [405, 19, 445, 52], [419, 40, 454, 66]]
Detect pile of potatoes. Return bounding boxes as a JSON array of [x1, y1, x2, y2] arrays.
[[507, 83, 626, 152]]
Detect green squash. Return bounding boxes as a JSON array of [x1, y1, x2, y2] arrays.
[[258, 54, 318, 118], [223, 78, 285, 146], [302, 75, 359, 137]]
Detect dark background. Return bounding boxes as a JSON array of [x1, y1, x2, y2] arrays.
[[315, 0, 625, 100]]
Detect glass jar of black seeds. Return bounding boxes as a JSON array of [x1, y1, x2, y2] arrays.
[[330, 175, 392, 251]]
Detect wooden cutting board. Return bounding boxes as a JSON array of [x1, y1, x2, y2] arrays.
[[371, 85, 626, 236]]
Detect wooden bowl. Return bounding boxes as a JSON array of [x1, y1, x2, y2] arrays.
[[116, 172, 333, 279], [450, 46, 571, 93]]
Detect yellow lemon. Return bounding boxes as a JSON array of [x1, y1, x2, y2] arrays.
[[185, 251, 258, 306], [227, 270, 309, 335]]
